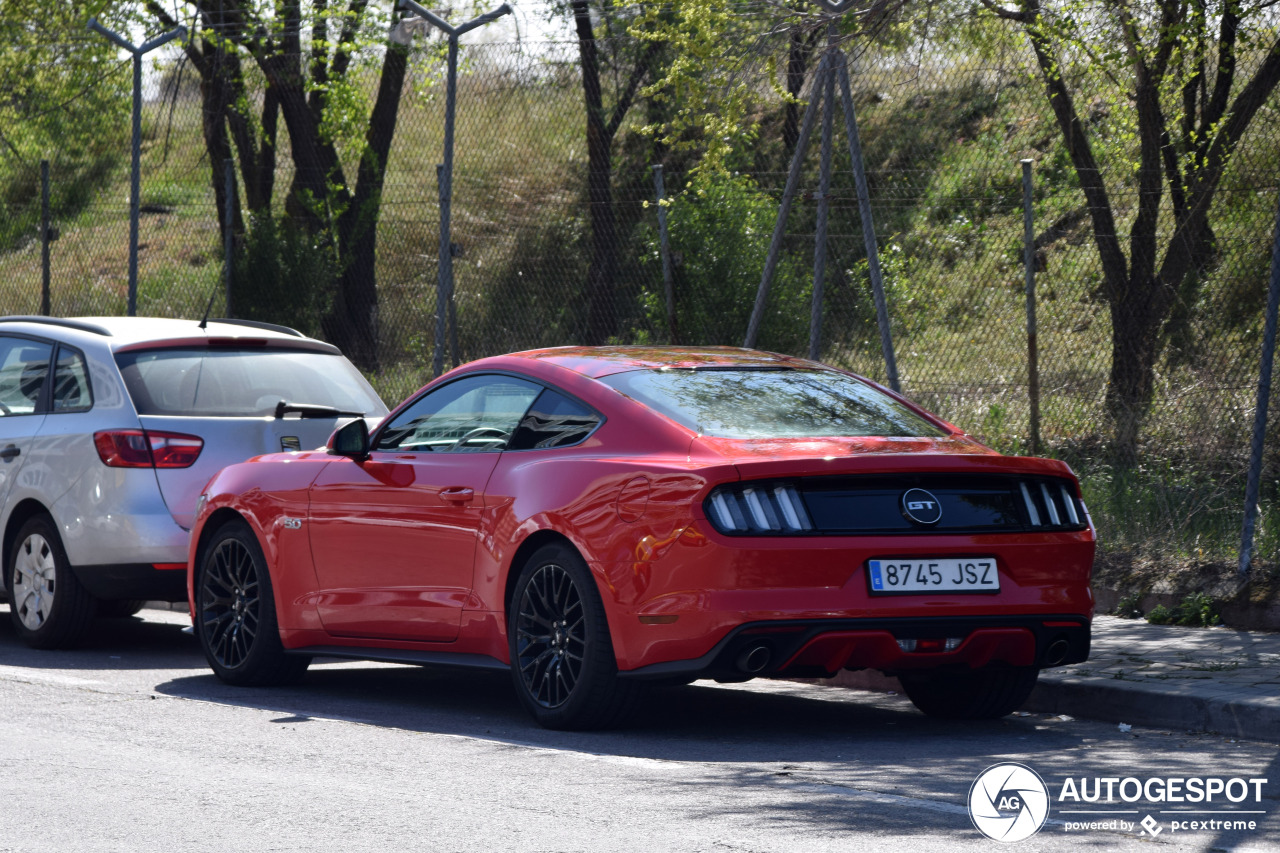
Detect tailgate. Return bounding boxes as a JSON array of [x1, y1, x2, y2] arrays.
[[139, 415, 346, 530]]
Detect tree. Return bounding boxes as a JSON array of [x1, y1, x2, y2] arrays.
[[980, 0, 1280, 452], [150, 0, 418, 369], [0, 1, 127, 250], [552, 1, 663, 344]]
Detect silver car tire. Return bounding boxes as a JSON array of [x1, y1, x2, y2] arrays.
[[7, 516, 96, 649]]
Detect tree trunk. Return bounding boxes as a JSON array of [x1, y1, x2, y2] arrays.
[[782, 28, 817, 163], [1105, 281, 1166, 454], [326, 28, 410, 372], [197, 45, 243, 248], [573, 0, 619, 345]]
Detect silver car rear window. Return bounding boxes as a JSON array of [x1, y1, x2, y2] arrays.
[[598, 368, 945, 439], [116, 347, 387, 417]]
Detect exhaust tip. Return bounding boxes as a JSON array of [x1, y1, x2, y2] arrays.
[[1044, 638, 1071, 667], [736, 644, 772, 674]]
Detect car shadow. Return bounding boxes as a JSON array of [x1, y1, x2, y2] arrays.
[[153, 659, 1090, 767], [0, 604, 201, 671]]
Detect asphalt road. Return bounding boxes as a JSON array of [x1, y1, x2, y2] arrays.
[[0, 608, 1275, 853]]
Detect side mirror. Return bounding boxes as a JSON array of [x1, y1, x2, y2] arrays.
[[327, 418, 370, 458]]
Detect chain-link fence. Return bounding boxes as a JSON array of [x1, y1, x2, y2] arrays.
[[2, 15, 1278, 573]]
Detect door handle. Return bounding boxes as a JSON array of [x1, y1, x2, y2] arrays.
[[0, 445, 20, 461], [440, 486, 475, 503]]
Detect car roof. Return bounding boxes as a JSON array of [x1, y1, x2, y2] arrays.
[[505, 345, 818, 378], [0, 316, 338, 354]]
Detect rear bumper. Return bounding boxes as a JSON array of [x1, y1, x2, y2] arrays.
[[617, 614, 1089, 681], [71, 563, 188, 602], [52, 471, 191, 568]]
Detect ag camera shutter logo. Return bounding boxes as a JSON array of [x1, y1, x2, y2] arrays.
[[968, 763, 1051, 842]]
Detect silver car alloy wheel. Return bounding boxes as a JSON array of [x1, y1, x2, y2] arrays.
[[12, 533, 56, 631]]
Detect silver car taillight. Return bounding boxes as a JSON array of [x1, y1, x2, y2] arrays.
[[706, 483, 813, 535]]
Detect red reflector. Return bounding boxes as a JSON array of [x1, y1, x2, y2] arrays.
[[915, 638, 947, 653], [151, 563, 186, 571], [94, 430, 203, 469]]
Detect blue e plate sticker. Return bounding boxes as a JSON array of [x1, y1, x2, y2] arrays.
[[869, 560, 885, 591]]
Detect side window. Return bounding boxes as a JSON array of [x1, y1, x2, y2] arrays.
[[52, 347, 92, 412], [507, 388, 602, 450], [374, 374, 542, 453], [0, 337, 52, 416]]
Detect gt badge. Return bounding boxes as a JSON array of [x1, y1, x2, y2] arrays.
[[901, 488, 943, 526]]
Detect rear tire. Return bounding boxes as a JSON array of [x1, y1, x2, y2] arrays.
[[195, 519, 309, 686], [901, 665, 1040, 720], [96, 599, 147, 619], [7, 516, 96, 649], [508, 543, 637, 730]]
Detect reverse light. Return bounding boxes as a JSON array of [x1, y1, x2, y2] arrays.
[[94, 430, 204, 469], [706, 483, 812, 535], [897, 638, 964, 653]]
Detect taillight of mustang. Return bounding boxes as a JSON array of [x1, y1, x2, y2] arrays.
[[93, 429, 204, 469], [704, 474, 1088, 536]]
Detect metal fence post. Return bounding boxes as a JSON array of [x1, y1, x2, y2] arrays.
[[1022, 159, 1041, 455], [836, 56, 899, 392], [224, 159, 234, 318], [40, 160, 51, 316], [652, 165, 678, 344], [1239, 188, 1280, 575], [87, 19, 185, 317], [745, 50, 831, 349], [809, 42, 836, 362], [398, 1, 511, 378]]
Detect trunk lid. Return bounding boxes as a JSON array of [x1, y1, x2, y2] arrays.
[[140, 414, 374, 530]]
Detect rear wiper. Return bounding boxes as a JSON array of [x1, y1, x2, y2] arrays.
[[274, 401, 364, 419]]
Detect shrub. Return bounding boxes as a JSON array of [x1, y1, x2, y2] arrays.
[[231, 214, 335, 338], [643, 171, 810, 350]]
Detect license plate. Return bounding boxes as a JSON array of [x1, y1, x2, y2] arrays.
[[867, 558, 999, 594]]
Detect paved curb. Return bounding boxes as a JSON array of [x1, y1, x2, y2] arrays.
[[815, 668, 1280, 742], [1025, 675, 1280, 741]]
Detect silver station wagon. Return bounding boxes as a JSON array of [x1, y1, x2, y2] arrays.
[[0, 316, 387, 649]]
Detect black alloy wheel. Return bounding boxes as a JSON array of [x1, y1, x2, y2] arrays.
[[516, 562, 587, 709], [508, 543, 637, 730], [196, 520, 309, 686], [201, 534, 261, 670]]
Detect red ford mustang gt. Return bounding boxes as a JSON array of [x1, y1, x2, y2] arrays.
[[188, 347, 1094, 729]]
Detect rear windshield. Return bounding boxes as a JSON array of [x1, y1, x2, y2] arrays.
[[116, 347, 388, 417], [598, 368, 945, 439]]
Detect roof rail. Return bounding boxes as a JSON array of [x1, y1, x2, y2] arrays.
[[207, 318, 305, 338], [0, 316, 112, 336]]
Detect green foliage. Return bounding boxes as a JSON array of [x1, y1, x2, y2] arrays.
[[1146, 594, 1220, 627], [643, 171, 810, 349], [629, 1, 759, 178], [1174, 593, 1222, 627], [0, 1, 128, 250], [1113, 593, 1144, 619], [231, 214, 336, 338], [463, 208, 590, 355]]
